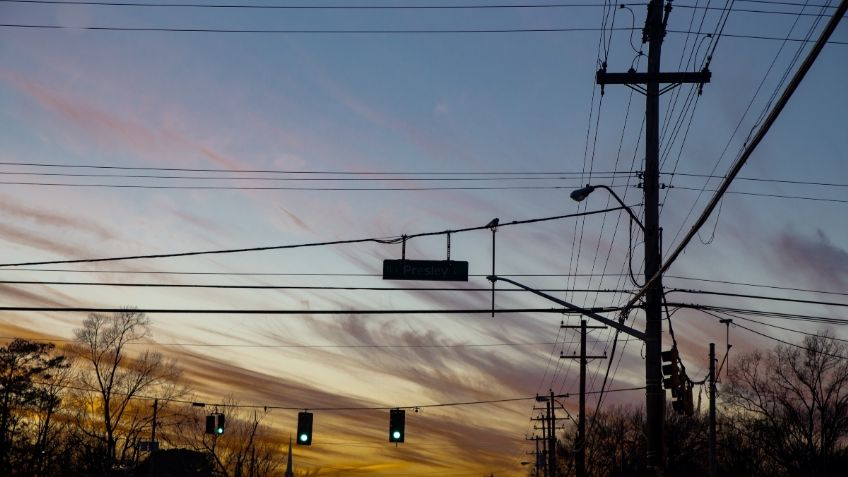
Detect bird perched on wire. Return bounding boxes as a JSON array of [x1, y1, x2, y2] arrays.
[[485, 218, 499, 229]]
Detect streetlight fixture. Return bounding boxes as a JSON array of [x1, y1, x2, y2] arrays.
[[570, 184, 645, 232], [570, 183, 664, 475]]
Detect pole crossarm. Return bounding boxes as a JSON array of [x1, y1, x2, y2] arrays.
[[487, 275, 645, 341], [596, 70, 711, 85]]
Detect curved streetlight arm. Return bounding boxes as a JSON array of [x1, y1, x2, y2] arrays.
[[487, 275, 645, 341], [582, 185, 645, 232]]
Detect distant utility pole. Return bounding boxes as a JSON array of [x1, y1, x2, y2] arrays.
[[547, 392, 557, 477], [561, 320, 606, 477], [596, 1, 710, 474], [532, 392, 569, 477], [149, 398, 158, 477], [526, 433, 545, 477], [709, 343, 717, 477]]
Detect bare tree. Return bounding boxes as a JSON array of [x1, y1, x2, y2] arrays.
[[0, 339, 68, 476], [72, 309, 183, 473], [168, 401, 284, 477], [724, 331, 848, 477]]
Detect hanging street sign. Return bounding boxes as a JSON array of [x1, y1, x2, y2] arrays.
[[382, 259, 469, 282]]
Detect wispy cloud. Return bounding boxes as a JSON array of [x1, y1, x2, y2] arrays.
[[771, 228, 848, 291], [279, 207, 312, 232], [0, 194, 117, 241]]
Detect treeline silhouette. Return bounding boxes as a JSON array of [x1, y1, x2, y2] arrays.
[[552, 332, 848, 477], [0, 309, 294, 477], [3, 310, 847, 476]]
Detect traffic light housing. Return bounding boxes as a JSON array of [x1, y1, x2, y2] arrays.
[[389, 409, 405, 443], [205, 414, 225, 435], [672, 383, 695, 416], [216, 414, 225, 435], [661, 347, 681, 391], [297, 411, 313, 445], [205, 415, 215, 435], [662, 347, 694, 415]]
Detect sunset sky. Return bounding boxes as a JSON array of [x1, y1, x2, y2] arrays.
[[1, 1, 847, 475]]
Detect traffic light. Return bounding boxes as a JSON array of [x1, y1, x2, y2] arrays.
[[389, 409, 405, 443], [297, 411, 313, 446], [670, 382, 695, 415], [205, 413, 225, 435], [205, 415, 216, 435], [662, 347, 686, 415], [216, 414, 225, 435], [661, 347, 681, 391]]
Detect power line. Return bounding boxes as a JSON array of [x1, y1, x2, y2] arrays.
[[7, 267, 842, 299], [666, 29, 848, 44], [1, 0, 624, 9], [1, 23, 845, 43], [0, 160, 632, 175], [1, 268, 636, 278], [735, 0, 836, 7], [3, 179, 847, 199], [0, 279, 635, 294], [674, 303, 848, 326], [0, 23, 636, 34], [697, 308, 848, 359], [671, 186, 848, 203], [0, 171, 624, 182], [699, 310, 848, 344], [669, 288, 848, 308], [34, 378, 646, 412], [2, 0, 838, 15], [0, 306, 624, 315], [0, 180, 588, 191], [662, 172, 848, 188], [665, 275, 848, 297], [0, 205, 629, 267], [622, 1, 848, 313], [0, 335, 565, 349]]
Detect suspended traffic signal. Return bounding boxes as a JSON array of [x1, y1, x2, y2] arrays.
[[205, 413, 225, 435], [216, 414, 225, 435], [389, 409, 405, 443], [661, 347, 681, 391], [297, 411, 313, 446], [673, 382, 695, 416]]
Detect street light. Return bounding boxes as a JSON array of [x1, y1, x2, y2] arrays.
[[570, 184, 645, 232], [571, 183, 665, 474]]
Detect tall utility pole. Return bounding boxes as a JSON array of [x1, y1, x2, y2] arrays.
[[548, 391, 557, 477], [709, 343, 717, 477], [561, 320, 606, 477], [532, 392, 568, 477], [526, 433, 545, 477], [531, 410, 549, 477], [596, 1, 710, 473]]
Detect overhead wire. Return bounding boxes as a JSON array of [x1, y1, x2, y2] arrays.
[[0, 205, 631, 268], [696, 308, 848, 359], [29, 376, 646, 412], [1, 23, 846, 43], [621, 0, 848, 313], [0, 335, 571, 349], [0, 279, 636, 294]]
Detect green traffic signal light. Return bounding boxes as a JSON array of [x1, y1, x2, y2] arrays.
[[217, 414, 225, 435], [389, 409, 405, 443], [296, 411, 313, 446]]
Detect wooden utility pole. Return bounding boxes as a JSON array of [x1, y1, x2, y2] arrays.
[[547, 392, 556, 477], [596, 2, 710, 473], [709, 343, 717, 477], [561, 320, 606, 477]]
